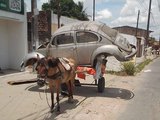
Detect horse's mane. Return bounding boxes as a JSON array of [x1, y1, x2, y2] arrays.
[[47, 58, 59, 68]]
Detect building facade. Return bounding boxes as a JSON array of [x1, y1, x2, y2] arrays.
[[0, 0, 27, 70], [113, 26, 152, 39], [113, 26, 152, 57]]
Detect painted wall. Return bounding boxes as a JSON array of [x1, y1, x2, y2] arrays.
[[0, 20, 9, 69], [51, 14, 80, 34], [7, 20, 27, 70], [0, 10, 27, 70]]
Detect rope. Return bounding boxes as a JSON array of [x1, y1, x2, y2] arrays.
[[44, 84, 51, 108]]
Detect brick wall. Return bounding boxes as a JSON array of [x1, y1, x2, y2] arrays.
[[27, 10, 51, 51], [113, 26, 152, 39]]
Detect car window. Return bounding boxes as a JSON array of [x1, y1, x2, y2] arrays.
[[52, 33, 74, 45], [76, 32, 98, 43]]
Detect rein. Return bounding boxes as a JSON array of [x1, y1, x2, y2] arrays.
[[47, 66, 62, 80]]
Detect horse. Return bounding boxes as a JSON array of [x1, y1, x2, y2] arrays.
[[35, 55, 77, 113]]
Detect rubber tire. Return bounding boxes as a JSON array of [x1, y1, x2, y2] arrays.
[[98, 77, 105, 93]]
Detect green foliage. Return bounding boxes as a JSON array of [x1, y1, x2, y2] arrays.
[[42, 0, 89, 20], [136, 59, 152, 73], [107, 59, 152, 76], [121, 62, 136, 76]]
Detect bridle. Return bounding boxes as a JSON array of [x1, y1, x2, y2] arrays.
[[36, 58, 62, 80]]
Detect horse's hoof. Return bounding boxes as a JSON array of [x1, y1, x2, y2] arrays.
[[50, 108, 54, 113], [56, 111, 61, 115], [61, 91, 68, 97]]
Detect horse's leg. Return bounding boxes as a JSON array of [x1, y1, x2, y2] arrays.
[[55, 81, 60, 112], [49, 82, 54, 112], [66, 80, 74, 103], [69, 80, 73, 99]]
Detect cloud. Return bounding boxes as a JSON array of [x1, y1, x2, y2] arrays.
[[120, 0, 139, 16], [73, 0, 85, 3], [96, 9, 112, 20], [111, 0, 149, 27]]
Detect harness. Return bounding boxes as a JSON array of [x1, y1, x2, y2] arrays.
[[37, 57, 72, 80], [47, 66, 62, 80]]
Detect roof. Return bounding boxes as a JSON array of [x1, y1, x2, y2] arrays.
[[113, 26, 153, 32], [54, 21, 104, 33], [54, 21, 118, 40]]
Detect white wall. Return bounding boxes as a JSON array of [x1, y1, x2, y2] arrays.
[[51, 14, 80, 34], [0, 10, 27, 70], [52, 14, 80, 25], [0, 20, 9, 69], [7, 21, 28, 70]]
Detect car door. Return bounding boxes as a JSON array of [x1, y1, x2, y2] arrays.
[[49, 32, 77, 61], [75, 31, 99, 66]]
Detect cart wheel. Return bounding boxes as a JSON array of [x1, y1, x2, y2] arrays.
[[98, 77, 105, 93]]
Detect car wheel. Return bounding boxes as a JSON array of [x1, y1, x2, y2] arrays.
[[98, 77, 105, 93]]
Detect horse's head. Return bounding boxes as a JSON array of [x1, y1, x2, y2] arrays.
[[35, 55, 60, 79]]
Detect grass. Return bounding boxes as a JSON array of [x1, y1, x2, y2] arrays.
[[135, 59, 152, 73], [106, 58, 152, 76]]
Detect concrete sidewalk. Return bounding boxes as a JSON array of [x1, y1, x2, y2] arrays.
[[0, 70, 138, 120], [0, 56, 158, 120], [106, 55, 158, 72]]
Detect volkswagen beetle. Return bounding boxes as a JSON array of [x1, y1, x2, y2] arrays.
[[22, 21, 137, 68]]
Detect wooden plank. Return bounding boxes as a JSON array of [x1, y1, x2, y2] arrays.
[[8, 78, 37, 85]]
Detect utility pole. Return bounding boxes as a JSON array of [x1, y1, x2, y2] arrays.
[[93, 0, 95, 21], [31, 0, 39, 51], [57, 0, 61, 28], [159, 35, 160, 46], [146, 0, 152, 47], [135, 10, 140, 37]]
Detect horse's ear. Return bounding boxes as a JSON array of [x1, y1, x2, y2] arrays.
[[37, 54, 40, 60]]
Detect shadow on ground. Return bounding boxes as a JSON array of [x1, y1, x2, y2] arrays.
[[17, 99, 79, 120], [27, 84, 134, 100], [24, 84, 134, 120]]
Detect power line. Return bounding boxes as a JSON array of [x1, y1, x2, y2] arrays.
[[138, 0, 148, 12], [150, 12, 160, 27]]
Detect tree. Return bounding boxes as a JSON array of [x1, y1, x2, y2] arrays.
[[42, 0, 89, 21]]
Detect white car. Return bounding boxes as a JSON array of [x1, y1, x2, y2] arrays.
[[33, 21, 136, 67]]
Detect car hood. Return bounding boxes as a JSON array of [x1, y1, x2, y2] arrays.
[[20, 52, 45, 70]]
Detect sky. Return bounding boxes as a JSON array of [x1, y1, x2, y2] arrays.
[[25, 0, 160, 39]]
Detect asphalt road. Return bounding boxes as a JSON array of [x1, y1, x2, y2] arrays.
[[118, 57, 160, 120], [0, 57, 160, 120]]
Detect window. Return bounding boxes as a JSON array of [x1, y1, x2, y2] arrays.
[[76, 32, 98, 43], [52, 33, 74, 45]]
